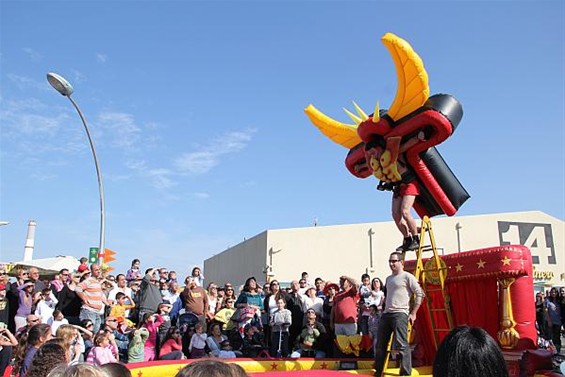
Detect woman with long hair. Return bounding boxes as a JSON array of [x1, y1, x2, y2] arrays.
[[206, 322, 236, 358], [13, 323, 52, 376], [545, 287, 562, 353], [159, 327, 185, 360], [234, 277, 264, 336], [191, 267, 205, 287], [79, 319, 95, 357], [56, 324, 91, 364], [367, 277, 385, 311], [206, 282, 220, 321], [223, 283, 237, 305]]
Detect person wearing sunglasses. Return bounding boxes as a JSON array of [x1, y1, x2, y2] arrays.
[[374, 251, 424, 377]]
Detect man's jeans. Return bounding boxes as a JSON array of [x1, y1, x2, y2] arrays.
[[374, 312, 411, 376]]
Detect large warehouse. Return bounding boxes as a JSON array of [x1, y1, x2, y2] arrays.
[[203, 210, 563, 293]]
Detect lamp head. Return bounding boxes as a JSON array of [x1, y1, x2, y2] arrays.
[[46, 72, 74, 97]]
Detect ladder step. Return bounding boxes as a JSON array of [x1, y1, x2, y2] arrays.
[[429, 308, 450, 312], [433, 328, 453, 332]]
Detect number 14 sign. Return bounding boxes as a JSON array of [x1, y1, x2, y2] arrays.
[[498, 222, 556, 265]]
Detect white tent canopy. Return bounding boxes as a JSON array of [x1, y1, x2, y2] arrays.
[[8, 255, 80, 276]]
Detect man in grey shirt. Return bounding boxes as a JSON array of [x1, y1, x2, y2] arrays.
[[374, 251, 424, 377]]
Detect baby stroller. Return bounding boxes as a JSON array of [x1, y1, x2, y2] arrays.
[[274, 322, 291, 358], [177, 311, 200, 357]]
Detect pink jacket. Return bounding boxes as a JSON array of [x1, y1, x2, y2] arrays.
[[142, 314, 165, 349], [86, 345, 117, 366]]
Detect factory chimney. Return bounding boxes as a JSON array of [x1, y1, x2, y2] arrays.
[[23, 220, 37, 261]]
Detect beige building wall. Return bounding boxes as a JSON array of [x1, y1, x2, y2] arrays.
[[204, 211, 564, 291]]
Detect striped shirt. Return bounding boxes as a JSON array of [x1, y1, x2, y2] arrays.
[[76, 277, 105, 311]]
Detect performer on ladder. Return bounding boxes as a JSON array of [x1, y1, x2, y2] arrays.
[[367, 131, 428, 252]]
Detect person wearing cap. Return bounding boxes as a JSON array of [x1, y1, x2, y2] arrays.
[[374, 251, 424, 377], [304, 286, 323, 319], [15, 280, 35, 331], [322, 281, 339, 339], [330, 276, 359, 338]]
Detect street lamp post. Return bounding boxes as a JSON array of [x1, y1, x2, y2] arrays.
[[46, 72, 105, 265], [455, 222, 463, 253]]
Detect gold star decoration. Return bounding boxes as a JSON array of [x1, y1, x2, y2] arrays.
[[271, 363, 279, 370], [321, 362, 328, 369], [501, 256, 512, 266], [477, 259, 486, 269], [455, 263, 463, 272]]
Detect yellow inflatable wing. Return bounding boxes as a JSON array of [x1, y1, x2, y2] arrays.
[[382, 32, 430, 121], [304, 104, 361, 149]]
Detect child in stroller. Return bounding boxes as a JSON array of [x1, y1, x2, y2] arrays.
[[177, 311, 200, 357]]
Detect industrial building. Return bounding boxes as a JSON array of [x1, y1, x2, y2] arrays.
[[204, 210, 564, 293]]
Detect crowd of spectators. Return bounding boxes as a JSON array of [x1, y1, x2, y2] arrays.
[[1, 259, 562, 377], [0, 258, 392, 375]]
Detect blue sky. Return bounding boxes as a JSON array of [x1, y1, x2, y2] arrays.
[[1, 1, 563, 277]]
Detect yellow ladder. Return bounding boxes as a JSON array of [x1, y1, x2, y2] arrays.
[[380, 216, 453, 376]]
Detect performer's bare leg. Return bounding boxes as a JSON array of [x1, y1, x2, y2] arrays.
[[394, 193, 419, 251], [392, 195, 409, 237], [400, 194, 418, 237]]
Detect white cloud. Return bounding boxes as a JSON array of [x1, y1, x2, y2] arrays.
[[191, 192, 210, 199], [23, 47, 42, 62], [70, 70, 87, 84], [96, 54, 108, 63], [97, 112, 141, 150], [175, 128, 256, 174], [147, 168, 176, 189], [125, 159, 177, 190], [174, 151, 218, 174], [7, 74, 48, 91]]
